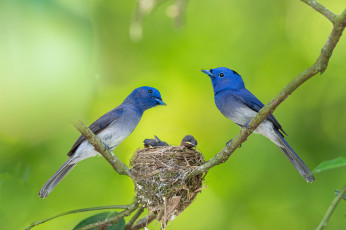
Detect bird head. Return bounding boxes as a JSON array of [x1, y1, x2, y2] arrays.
[[125, 86, 166, 112], [201, 67, 245, 94], [181, 135, 197, 148], [143, 138, 158, 148]]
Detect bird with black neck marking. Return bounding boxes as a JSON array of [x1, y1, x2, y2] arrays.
[[39, 86, 166, 198], [180, 135, 198, 149], [201, 67, 315, 182]]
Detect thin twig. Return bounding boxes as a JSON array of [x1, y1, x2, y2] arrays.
[[126, 206, 144, 230], [76, 201, 139, 230], [74, 120, 130, 176], [301, 0, 337, 22], [25, 205, 131, 230], [189, 2, 346, 178], [131, 213, 157, 230], [316, 185, 346, 230]]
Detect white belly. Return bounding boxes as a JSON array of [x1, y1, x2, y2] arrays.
[[226, 106, 283, 147], [70, 122, 135, 164], [255, 120, 283, 147]]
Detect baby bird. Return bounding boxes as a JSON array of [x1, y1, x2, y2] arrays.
[[143, 135, 169, 148], [180, 135, 198, 149]]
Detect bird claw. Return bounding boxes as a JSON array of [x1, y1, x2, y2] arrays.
[[226, 139, 241, 148], [226, 139, 233, 147], [245, 120, 251, 129], [103, 142, 111, 151]]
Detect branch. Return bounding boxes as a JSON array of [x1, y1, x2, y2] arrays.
[[131, 213, 157, 230], [76, 201, 139, 230], [190, 2, 346, 177], [25, 205, 131, 230], [74, 120, 130, 176], [316, 184, 346, 230], [126, 206, 144, 230], [301, 0, 337, 22]]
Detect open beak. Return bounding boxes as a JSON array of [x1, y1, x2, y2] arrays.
[[201, 69, 215, 78], [154, 97, 167, 106]]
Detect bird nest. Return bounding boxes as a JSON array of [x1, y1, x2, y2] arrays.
[[130, 146, 206, 228]]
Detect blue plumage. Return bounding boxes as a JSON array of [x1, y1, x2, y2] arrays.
[[39, 86, 166, 198], [202, 67, 314, 182]]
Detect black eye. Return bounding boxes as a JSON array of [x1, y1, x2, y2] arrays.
[[220, 73, 224, 77], [148, 89, 153, 94], [210, 69, 213, 73]]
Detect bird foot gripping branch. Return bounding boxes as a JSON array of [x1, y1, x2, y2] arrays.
[[130, 135, 207, 229]]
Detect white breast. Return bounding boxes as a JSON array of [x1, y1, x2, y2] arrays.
[[228, 106, 258, 125], [69, 112, 141, 164]]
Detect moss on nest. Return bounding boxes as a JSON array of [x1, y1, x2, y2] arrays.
[[130, 146, 206, 227]]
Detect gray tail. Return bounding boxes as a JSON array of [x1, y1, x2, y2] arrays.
[[38, 158, 76, 198], [274, 130, 315, 182]]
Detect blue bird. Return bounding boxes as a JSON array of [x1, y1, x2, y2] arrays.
[[39, 86, 166, 198], [201, 67, 315, 182]]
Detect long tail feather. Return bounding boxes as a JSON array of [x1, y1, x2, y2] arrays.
[[274, 130, 315, 182], [38, 158, 76, 198]]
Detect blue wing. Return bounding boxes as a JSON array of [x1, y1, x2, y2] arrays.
[[67, 107, 124, 156], [233, 89, 287, 136]]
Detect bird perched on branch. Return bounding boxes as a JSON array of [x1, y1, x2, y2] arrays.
[[39, 86, 166, 198], [201, 67, 315, 182], [180, 135, 198, 149], [143, 135, 169, 148]]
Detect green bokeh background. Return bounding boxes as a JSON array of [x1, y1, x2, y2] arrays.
[[0, 0, 345, 229]]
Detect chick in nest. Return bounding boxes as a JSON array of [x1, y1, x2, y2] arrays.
[[143, 135, 169, 148], [130, 144, 205, 228], [180, 135, 197, 149]]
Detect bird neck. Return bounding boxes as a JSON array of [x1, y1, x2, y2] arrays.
[[214, 88, 229, 97], [214, 83, 245, 96]]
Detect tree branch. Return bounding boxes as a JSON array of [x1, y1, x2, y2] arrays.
[[126, 206, 144, 230], [316, 184, 346, 230], [76, 201, 139, 230], [190, 2, 346, 178], [301, 0, 337, 22], [131, 213, 157, 230], [25, 205, 131, 230], [74, 120, 130, 176]]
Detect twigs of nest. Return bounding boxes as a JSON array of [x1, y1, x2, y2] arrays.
[[130, 145, 207, 228]]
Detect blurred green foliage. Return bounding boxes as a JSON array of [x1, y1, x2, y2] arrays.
[[313, 157, 346, 174], [0, 0, 345, 229]]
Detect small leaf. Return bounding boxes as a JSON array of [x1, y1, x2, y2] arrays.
[[312, 157, 346, 174], [73, 211, 126, 230]]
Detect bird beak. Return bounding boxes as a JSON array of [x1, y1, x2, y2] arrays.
[[154, 98, 167, 106], [186, 141, 196, 147], [201, 69, 215, 78]]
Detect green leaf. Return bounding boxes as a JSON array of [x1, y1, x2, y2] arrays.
[[312, 157, 346, 174], [73, 211, 126, 230]]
